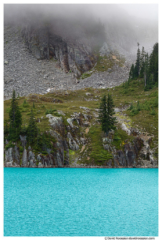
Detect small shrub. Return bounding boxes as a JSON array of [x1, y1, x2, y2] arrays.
[[150, 108, 156, 115], [128, 103, 134, 110], [45, 109, 57, 115], [6, 107, 11, 113], [153, 97, 158, 108], [81, 72, 92, 79], [129, 108, 139, 116], [42, 151, 48, 155], [69, 150, 75, 155], [137, 101, 141, 111], [19, 146, 24, 153], [5, 142, 14, 150]]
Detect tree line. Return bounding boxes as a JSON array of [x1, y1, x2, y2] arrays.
[[129, 42, 158, 90], [4, 90, 55, 153]]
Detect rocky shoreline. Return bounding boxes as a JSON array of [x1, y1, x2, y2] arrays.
[[4, 166, 158, 168]]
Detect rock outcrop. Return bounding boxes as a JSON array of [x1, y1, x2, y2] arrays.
[[21, 24, 96, 78], [5, 146, 20, 167], [4, 112, 158, 168]]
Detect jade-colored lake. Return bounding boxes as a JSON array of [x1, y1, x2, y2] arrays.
[[4, 168, 158, 236]]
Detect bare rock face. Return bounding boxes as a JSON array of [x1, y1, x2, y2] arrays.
[[5, 146, 20, 167], [21, 25, 96, 78], [22, 148, 28, 167], [46, 115, 63, 133], [67, 132, 79, 151], [46, 115, 69, 167], [5, 148, 13, 167], [28, 151, 36, 167]]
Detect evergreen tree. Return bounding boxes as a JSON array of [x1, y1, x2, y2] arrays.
[[106, 94, 116, 133], [129, 64, 135, 80], [139, 46, 145, 78], [134, 43, 140, 78], [27, 108, 38, 145], [144, 53, 149, 88], [8, 90, 22, 141], [149, 42, 158, 85], [99, 94, 116, 135], [99, 95, 107, 133], [128, 42, 158, 90]]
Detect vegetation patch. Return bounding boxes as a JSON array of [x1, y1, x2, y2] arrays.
[[85, 125, 112, 165], [80, 72, 92, 79]]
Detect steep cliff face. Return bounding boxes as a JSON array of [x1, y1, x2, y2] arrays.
[[21, 24, 96, 78]]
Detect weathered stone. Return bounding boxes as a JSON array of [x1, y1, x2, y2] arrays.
[[67, 132, 79, 151], [13, 146, 20, 165], [114, 150, 126, 166], [99, 42, 110, 57], [121, 123, 131, 135], [5, 148, 13, 167], [103, 144, 112, 152], [46, 114, 63, 132], [67, 118, 74, 128], [85, 92, 92, 96], [38, 162, 44, 168], [20, 135, 27, 147], [22, 148, 28, 167], [80, 138, 87, 145], [82, 121, 90, 127]]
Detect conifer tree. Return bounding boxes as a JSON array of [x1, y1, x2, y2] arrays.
[[149, 42, 158, 85], [134, 43, 140, 78], [99, 94, 116, 135], [27, 108, 38, 145], [106, 94, 116, 133], [129, 64, 135, 80], [8, 90, 22, 141], [144, 53, 149, 87], [99, 95, 107, 133], [139, 46, 145, 78]]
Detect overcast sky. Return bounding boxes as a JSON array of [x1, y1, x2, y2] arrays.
[[4, 3, 158, 22], [119, 4, 158, 21]]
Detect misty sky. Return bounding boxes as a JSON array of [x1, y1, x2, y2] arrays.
[[3, 3, 158, 57], [4, 4, 158, 23], [120, 4, 158, 21]]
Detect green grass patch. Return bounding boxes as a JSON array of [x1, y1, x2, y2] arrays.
[[87, 125, 112, 165], [69, 150, 75, 156], [112, 128, 134, 150], [81, 72, 92, 79]]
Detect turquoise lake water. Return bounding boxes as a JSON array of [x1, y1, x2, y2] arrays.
[[4, 168, 158, 236]]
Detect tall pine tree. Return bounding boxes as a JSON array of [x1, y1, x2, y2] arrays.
[[99, 94, 116, 135], [149, 42, 158, 85], [134, 43, 140, 78], [129, 64, 135, 80], [139, 46, 145, 78], [8, 90, 22, 141], [144, 53, 149, 88], [99, 95, 107, 133]]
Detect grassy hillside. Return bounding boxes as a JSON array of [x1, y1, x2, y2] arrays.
[[4, 78, 158, 164]]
